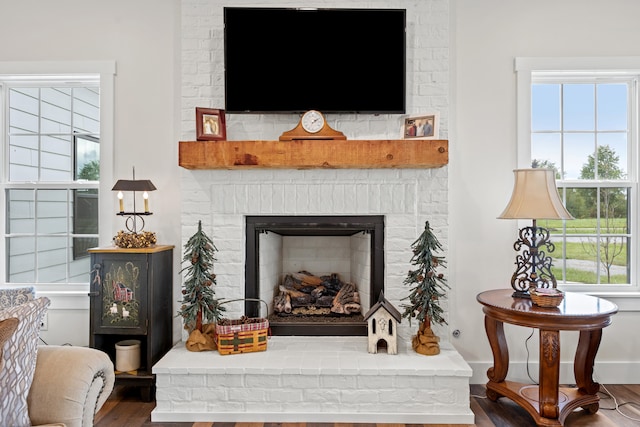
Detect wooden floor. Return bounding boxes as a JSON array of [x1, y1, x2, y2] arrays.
[[95, 384, 640, 427]]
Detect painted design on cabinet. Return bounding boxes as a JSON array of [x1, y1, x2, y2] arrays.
[[101, 261, 140, 327]]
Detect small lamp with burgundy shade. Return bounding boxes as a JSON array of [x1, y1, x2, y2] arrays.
[[498, 168, 574, 298]]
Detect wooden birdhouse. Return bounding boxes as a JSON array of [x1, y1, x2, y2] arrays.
[[363, 291, 402, 354]]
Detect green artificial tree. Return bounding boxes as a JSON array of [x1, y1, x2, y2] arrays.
[[177, 220, 225, 335], [401, 221, 450, 355]]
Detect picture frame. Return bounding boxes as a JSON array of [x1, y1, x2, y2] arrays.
[[402, 113, 439, 140], [196, 107, 226, 141]]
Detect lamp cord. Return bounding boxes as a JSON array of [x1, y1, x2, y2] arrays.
[[525, 328, 538, 384], [596, 379, 640, 422]]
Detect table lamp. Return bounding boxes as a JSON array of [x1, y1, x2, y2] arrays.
[[498, 168, 573, 298], [112, 167, 157, 247]]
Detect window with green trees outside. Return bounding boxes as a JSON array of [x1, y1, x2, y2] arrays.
[[530, 76, 635, 287]]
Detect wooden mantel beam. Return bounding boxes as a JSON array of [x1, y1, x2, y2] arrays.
[[178, 139, 448, 170]]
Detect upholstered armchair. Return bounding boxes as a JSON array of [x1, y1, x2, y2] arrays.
[[0, 287, 115, 427]]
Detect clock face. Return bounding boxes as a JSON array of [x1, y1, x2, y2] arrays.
[[301, 110, 325, 133]]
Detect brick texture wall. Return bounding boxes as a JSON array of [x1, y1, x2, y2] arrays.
[[179, 0, 450, 343]]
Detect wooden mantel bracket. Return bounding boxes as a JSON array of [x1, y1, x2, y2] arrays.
[[178, 139, 448, 170]]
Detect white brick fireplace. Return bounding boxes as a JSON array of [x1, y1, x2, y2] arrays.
[[152, 0, 472, 423], [152, 168, 474, 424], [181, 167, 449, 328]]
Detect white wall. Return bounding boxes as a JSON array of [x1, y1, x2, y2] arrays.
[[452, 0, 640, 383], [1, 0, 639, 384], [0, 0, 181, 346]]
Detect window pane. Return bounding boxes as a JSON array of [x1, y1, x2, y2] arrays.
[[40, 88, 72, 134], [75, 136, 100, 180], [40, 135, 72, 181], [595, 141, 627, 180], [37, 189, 68, 234], [8, 135, 39, 181], [597, 83, 627, 131], [563, 187, 593, 226], [7, 237, 35, 282], [73, 189, 98, 234], [72, 237, 98, 261], [6, 189, 35, 234], [532, 84, 560, 131], [599, 187, 629, 233], [551, 239, 600, 284], [563, 84, 595, 131], [579, 236, 628, 284], [71, 186, 98, 260], [9, 88, 39, 133], [565, 133, 595, 179], [73, 87, 100, 134], [37, 236, 68, 282], [69, 246, 94, 280], [531, 133, 561, 174]]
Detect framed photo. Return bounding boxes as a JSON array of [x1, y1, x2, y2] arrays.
[[196, 107, 226, 141], [402, 113, 439, 140]]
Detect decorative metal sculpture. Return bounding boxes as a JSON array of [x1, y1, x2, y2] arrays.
[[510, 221, 557, 298]]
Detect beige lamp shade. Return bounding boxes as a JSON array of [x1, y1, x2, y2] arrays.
[[498, 168, 574, 220]]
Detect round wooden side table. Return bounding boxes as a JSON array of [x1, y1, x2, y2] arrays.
[[477, 289, 617, 426]]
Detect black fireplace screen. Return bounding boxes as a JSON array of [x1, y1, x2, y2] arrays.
[[245, 215, 384, 336]]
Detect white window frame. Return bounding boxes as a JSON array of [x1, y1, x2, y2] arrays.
[[0, 61, 116, 294], [516, 57, 640, 301]]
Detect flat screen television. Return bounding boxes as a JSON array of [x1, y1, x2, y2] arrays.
[[224, 7, 406, 114]]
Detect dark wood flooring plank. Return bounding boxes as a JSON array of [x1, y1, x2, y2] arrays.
[[93, 395, 123, 425], [617, 384, 640, 420], [593, 384, 640, 427], [471, 386, 537, 427], [98, 400, 156, 427], [469, 396, 495, 427]]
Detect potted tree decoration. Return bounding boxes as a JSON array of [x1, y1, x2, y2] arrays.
[[177, 220, 225, 351], [401, 221, 450, 355]]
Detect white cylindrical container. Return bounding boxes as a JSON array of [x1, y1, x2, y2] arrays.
[[115, 339, 141, 372]]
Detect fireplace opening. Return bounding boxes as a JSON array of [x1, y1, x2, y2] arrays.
[[245, 215, 384, 336]]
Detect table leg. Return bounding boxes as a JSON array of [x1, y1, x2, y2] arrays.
[[485, 315, 509, 389], [539, 329, 560, 419], [575, 328, 602, 396]]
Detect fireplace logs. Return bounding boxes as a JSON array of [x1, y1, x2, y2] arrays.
[[273, 271, 361, 316]]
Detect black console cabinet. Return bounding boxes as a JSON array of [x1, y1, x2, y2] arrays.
[[89, 245, 174, 401]]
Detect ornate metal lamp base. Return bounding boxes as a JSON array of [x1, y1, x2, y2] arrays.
[[510, 221, 558, 298], [114, 213, 156, 248]]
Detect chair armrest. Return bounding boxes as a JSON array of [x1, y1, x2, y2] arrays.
[[27, 345, 115, 427]]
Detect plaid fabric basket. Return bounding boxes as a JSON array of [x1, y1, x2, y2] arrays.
[[215, 299, 269, 355]]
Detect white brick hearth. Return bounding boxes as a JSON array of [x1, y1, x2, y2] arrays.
[[152, 336, 473, 423]]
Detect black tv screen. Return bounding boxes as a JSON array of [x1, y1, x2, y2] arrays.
[[224, 7, 406, 114]]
